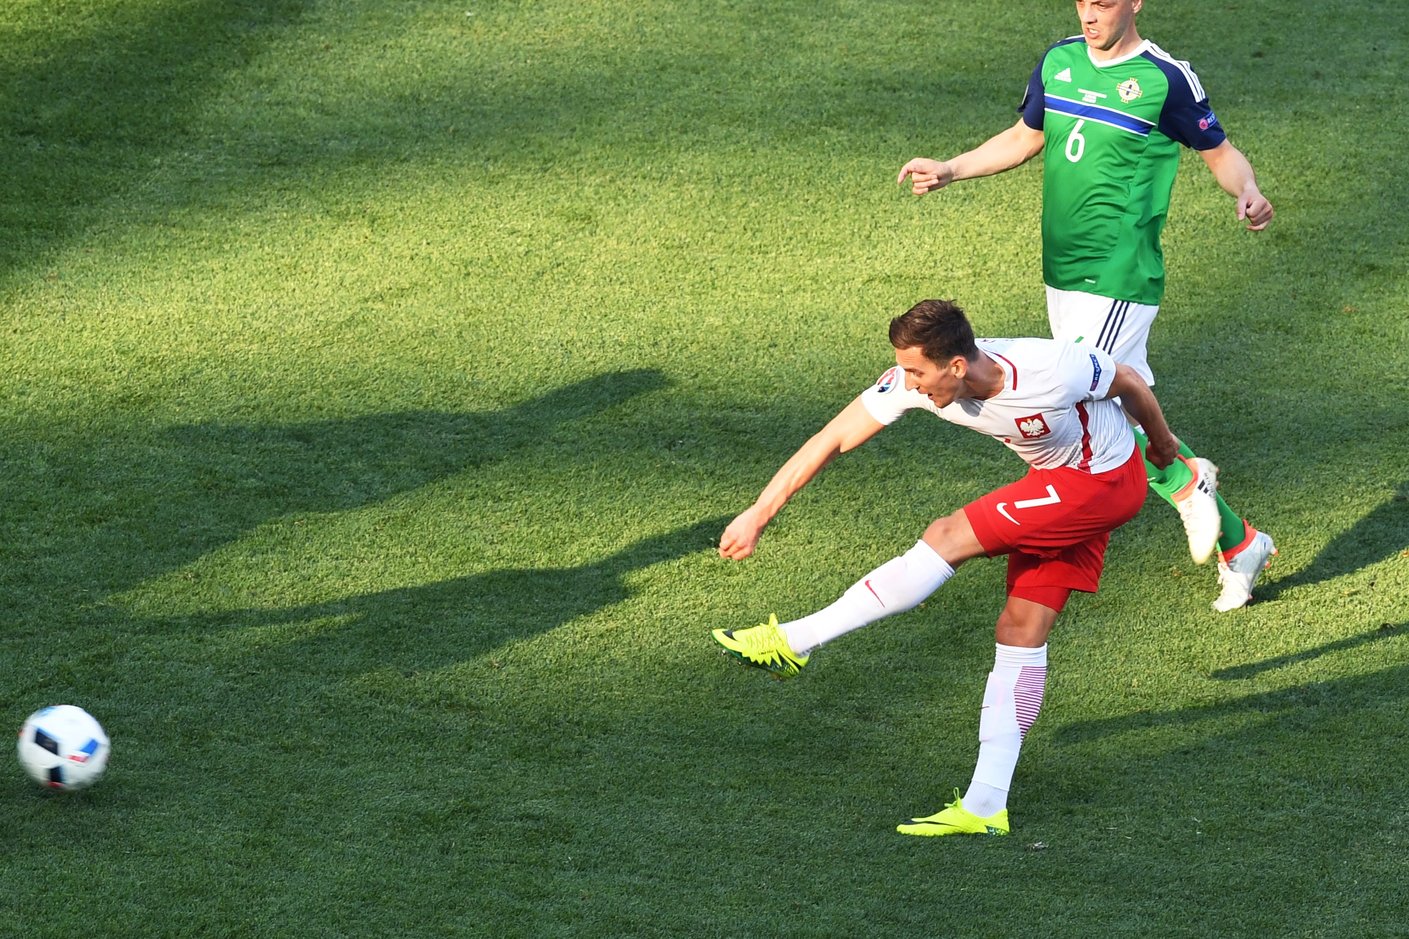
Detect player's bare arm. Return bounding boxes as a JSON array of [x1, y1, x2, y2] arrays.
[[1198, 140, 1274, 231], [1107, 364, 1177, 469], [719, 397, 886, 560], [898, 120, 1044, 195]]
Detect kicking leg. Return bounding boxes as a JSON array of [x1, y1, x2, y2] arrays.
[[712, 509, 985, 676]]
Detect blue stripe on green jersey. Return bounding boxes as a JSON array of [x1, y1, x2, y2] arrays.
[[1043, 95, 1155, 135]]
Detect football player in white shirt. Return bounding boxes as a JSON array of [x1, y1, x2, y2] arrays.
[[713, 299, 1177, 837]]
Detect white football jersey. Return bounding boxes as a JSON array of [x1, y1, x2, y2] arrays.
[[860, 338, 1135, 473]]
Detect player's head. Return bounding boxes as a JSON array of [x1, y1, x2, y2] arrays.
[[1075, 0, 1143, 57], [889, 299, 979, 364], [889, 300, 982, 407]]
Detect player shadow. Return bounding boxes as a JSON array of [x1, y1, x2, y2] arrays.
[[1026, 661, 1408, 924], [1210, 622, 1406, 682], [1253, 480, 1409, 605], [157, 366, 666, 517], [1, 368, 667, 632], [0, 0, 321, 282], [1052, 660, 1409, 749], [162, 515, 729, 675]]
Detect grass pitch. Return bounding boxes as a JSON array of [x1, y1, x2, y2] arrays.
[[2, 1, 1406, 936]]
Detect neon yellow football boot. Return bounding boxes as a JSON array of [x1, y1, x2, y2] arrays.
[[712, 614, 809, 679], [897, 790, 1010, 837]]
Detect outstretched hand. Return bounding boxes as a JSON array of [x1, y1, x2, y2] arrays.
[[719, 508, 767, 560], [897, 158, 954, 196]]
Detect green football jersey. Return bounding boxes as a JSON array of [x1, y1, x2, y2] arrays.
[[1019, 38, 1227, 304]]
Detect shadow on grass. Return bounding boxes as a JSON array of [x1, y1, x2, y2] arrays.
[[1026, 654, 1409, 932], [12, 0, 1392, 272], [0, 0, 318, 278], [1252, 480, 1409, 606], [159, 367, 666, 515], [172, 514, 730, 674], [1210, 621, 1406, 681], [1053, 659, 1409, 747], [0, 0, 946, 286], [0, 368, 667, 632]]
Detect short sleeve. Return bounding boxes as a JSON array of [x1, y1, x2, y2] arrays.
[[1018, 57, 1046, 129], [1080, 346, 1118, 401], [859, 366, 925, 426], [1153, 57, 1228, 150]]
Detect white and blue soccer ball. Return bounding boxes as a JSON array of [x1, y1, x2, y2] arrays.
[[17, 705, 110, 791]]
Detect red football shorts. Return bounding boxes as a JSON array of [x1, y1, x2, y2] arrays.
[[963, 444, 1147, 611]]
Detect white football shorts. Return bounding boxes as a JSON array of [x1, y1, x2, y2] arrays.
[[1045, 286, 1159, 386]]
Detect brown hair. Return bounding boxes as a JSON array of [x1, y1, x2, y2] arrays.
[[888, 299, 979, 363]]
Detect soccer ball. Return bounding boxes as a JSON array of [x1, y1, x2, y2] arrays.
[[17, 705, 110, 791]]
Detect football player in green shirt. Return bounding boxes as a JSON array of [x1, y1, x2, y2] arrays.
[[898, 0, 1276, 612]]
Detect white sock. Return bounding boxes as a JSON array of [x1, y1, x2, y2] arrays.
[[780, 541, 955, 655], [963, 643, 1048, 818]]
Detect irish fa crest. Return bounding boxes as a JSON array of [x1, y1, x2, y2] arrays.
[[1117, 78, 1143, 103]]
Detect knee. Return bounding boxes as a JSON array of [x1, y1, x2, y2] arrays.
[[921, 511, 984, 566], [994, 597, 1060, 647]]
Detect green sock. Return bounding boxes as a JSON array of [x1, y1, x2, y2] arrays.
[[1212, 493, 1248, 554], [1132, 430, 1247, 553], [1133, 428, 1191, 504]]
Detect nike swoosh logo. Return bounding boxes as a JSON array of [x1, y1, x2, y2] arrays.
[[998, 486, 1062, 526], [864, 579, 885, 607]]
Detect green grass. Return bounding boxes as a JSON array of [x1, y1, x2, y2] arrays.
[[2, 0, 1406, 935]]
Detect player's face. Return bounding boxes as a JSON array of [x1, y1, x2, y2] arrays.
[[1075, 0, 1142, 56], [895, 345, 964, 408]]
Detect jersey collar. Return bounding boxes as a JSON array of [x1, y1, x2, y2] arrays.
[[1086, 38, 1151, 69]]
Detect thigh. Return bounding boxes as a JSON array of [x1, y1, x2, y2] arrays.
[[1045, 286, 1160, 385], [1005, 532, 1110, 598]]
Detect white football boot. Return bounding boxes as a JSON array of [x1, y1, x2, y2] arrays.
[[1212, 528, 1277, 612], [1173, 457, 1221, 565]]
